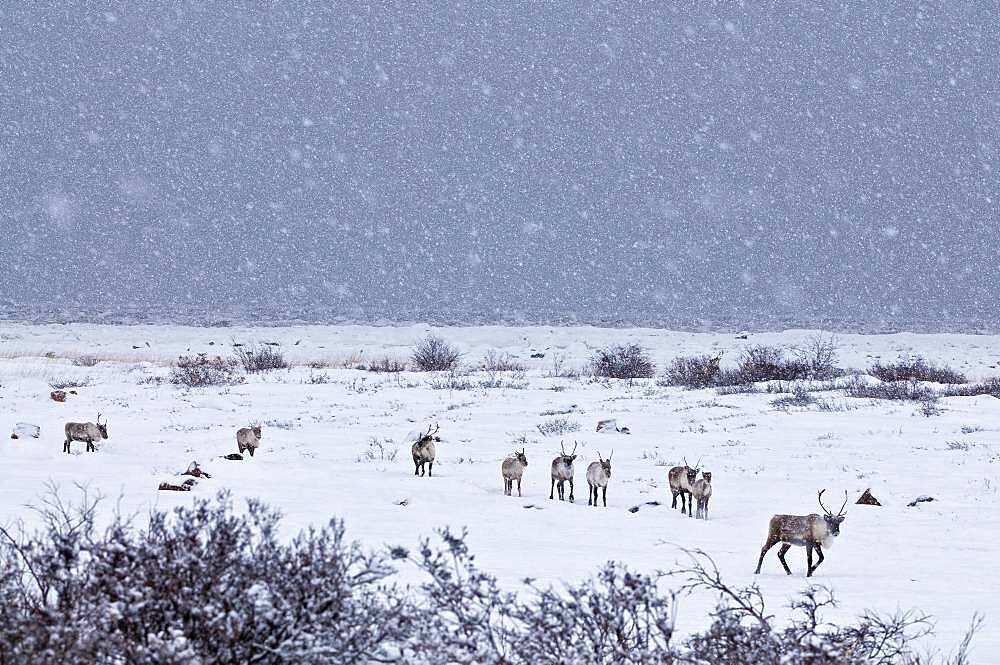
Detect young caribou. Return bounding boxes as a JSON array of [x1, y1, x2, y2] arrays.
[[236, 424, 263, 457], [549, 441, 578, 502], [501, 448, 528, 496], [63, 414, 108, 453], [755, 489, 848, 577], [668, 457, 700, 517], [412, 423, 440, 477], [585, 451, 612, 507], [692, 471, 713, 520]]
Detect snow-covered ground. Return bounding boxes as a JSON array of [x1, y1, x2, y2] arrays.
[[1, 322, 997, 660]]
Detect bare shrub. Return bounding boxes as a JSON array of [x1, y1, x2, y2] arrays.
[[591, 343, 655, 380], [791, 333, 843, 379], [72, 354, 99, 367], [357, 438, 399, 463], [304, 371, 332, 384], [939, 378, 1000, 397], [736, 345, 813, 382], [412, 335, 462, 372], [232, 344, 289, 373], [716, 382, 760, 395], [169, 353, 242, 387], [429, 369, 476, 390], [482, 350, 525, 372], [845, 377, 936, 401], [868, 355, 966, 384], [546, 353, 580, 378], [536, 418, 581, 436], [659, 354, 722, 388], [770, 388, 818, 409], [48, 377, 91, 390], [365, 356, 408, 373]]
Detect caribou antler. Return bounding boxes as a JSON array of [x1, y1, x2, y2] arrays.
[[609, 449, 614, 460], [836, 490, 849, 516], [818, 489, 831, 515], [694, 456, 703, 470], [97, 412, 104, 424], [560, 440, 566, 455], [571, 441, 578, 455]]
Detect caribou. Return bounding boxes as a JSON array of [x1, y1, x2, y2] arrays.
[[236, 424, 263, 457], [668, 457, 700, 517], [501, 448, 528, 496], [549, 441, 578, 502], [755, 489, 848, 577], [691, 471, 713, 520], [585, 451, 612, 507], [412, 423, 440, 477], [63, 414, 108, 453]]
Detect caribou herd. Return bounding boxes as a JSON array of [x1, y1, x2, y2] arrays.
[[54, 414, 846, 577]]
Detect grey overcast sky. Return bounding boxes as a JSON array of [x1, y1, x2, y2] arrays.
[[1, 3, 997, 328]]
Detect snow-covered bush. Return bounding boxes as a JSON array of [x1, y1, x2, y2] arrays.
[[412, 334, 462, 371], [0, 490, 406, 663], [233, 344, 289, 373], [482, 349, 525, 372], [0, 491, 979, 664], [868, 356, 966, 384], [845, 377, 937, 402], [734, 345, 814, 383], [364, 355, 409, 373], [591, 344, 655, 380], [169, 353, 242, 387], [536, 417, 581, 436], [660, 354, 723, 388]]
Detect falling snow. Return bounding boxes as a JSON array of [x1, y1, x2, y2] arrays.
[[0, 5, 996, 329]]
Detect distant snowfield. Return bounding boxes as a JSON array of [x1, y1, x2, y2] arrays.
[[2, 322, 998, 660]]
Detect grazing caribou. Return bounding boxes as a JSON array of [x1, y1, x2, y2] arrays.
[[755, 489, 848, 577], [501, 448, 528, 496], [412, 423, 439, 477], [64, 414, 108, 453], [585, 451, 612, 507], [549, 441, 578, 502]]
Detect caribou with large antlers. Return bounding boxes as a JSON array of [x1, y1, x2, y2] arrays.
[[755, 489, 848, 577], [549, 441, 578, 502], [63, 413, 108, 453], [412, 423, 440, 477]]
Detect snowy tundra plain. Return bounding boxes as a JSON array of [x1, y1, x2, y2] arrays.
[[1, 322, 998, 660]]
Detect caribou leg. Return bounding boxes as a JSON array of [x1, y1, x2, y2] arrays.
[[810, 545, 825, 576], [587, 484, 593, 506], [550, 478, 555, 500], [602, 486, 607, 507], [63, 439, 71, 454], [517, 478, 522, 497], [806, 543, 814, 577], [427, 461, 433, 477], [755, 536, 779, 574], [568, 477, 574, 502], [671, 489, 679, 509], [777, 543, 793, 575]]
